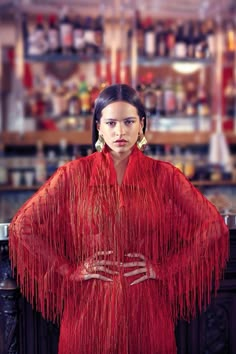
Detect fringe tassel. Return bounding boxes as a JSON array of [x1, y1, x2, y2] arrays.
[[9, 147, 229, 354]]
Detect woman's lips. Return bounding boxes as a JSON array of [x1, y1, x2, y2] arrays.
[[114, 139, 127, 142]]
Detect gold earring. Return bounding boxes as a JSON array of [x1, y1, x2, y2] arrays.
[[95, 134, 105, 152], [137, 133, 147, 151]]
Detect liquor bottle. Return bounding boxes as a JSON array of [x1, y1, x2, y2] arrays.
[[163, 77, 176, 116], [205, 20, 216, 57], [175, 77, 186, 115], [183, 149, 196, 180], [78, 78, 91, 115], [73, 16, 85, 56], [58, 139, 70, 167], [143, 80, 156, 114], [59, 6, 73, 55], [35, 140, 46, 185], [84, 16, 96, 57], [185, 79, 197, 117], [225, 20, 235, 52], [135, 11, 144, 57], [156, 21, 167, 57], [186, 21, 195, 58], [28, 14, 47, 56], [224, 79, 235, 119], [94, 16, 104, 54], [0, 143, 8, 185], [196, 85, 210, 117], [194, 22, 207, 59], [144, 17, 155, 59], [155, 80, 164, 116], [165, 21, 176, 57], [174, 21, 186, 58], [48, 14, 60, 54], [172, 145, 184, 172], [46, 150, 58, 178]]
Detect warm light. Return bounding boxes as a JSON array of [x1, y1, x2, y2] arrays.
[[172, 62, 202, 74]]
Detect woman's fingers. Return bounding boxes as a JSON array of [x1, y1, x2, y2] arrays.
[[95, 260, 120, 266], [83, 273, 113, 282], [121, 261, 146, 268], [94, 250, 113, 257], [124, 267, 147, 277], [95, 266, 119, 275], [125, 253, 146, 260], [130, 275, 149, 285]]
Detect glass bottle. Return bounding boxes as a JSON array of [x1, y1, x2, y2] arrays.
[[59, 6, 73, 55], [0, 143, 8, 186], [174, 21, 186, 58], [144, 17, 156, 59], [135, 11, 144, 57], [35, 140, 46, 185], [48, 14, 60, 54], [73, 16, 85, 56]]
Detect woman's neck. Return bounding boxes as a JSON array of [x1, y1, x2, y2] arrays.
[[109, 148, 133, 186]]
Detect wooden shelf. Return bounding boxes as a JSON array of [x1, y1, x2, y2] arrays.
[[0, 185, 38, 192], [2, 180, 236, 192], [0, 131, 92, 146], [192, 180, 236, 187], [2, 131, 236, 147], [137, 56, 214, 67], [146, 131, 210, 145], [24, 53, 103, 63]]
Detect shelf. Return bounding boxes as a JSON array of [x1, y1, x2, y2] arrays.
[[136, 56, 214, 67], [0, 185, 38, 192], [24, 53, 103, 63], [192, 180, 236, 187], [2, 131, 236, 147], [146, 131, 210, 145], [2, 180, 236, 192], [0, 131, 92, 146]]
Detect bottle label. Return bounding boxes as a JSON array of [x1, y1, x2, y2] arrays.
[[48, 29, 59, 51], [0, 162, 8, 184], [73, 29, 85, 49], [164, 90, 176, 114], [84, 30, 95, 44], [145, 32, 155, 57], [175, 43, 186, 58], [60, 24, 73, 48], [207, 35, 215, 56]]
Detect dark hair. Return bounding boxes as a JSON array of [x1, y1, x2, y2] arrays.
[[92, 84, 147, 152]]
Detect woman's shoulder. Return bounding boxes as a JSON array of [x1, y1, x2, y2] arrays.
[[59, 152, 99, 176], [143, 154, 175, 172]]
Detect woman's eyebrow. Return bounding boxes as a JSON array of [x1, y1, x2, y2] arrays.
[[103, 116, 138, 120]]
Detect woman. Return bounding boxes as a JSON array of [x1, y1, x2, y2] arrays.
[[9, 84, 229, 354]]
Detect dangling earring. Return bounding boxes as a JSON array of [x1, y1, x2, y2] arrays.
[[95, 134, 105, 152], [137, 132, 147, 151]]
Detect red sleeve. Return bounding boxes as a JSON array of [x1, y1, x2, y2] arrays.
[[9, 164, 80, 323], [152, 166, 229, 322]]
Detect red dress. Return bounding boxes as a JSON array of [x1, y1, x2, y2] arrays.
[[9, 145, 229, 354]]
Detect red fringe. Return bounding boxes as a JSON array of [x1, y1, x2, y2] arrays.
[[9, 146, 229, 354]]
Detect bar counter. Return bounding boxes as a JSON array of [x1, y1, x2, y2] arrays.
[[0, 217, 236, 354]]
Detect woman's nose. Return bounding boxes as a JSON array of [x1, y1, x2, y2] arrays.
[[115, 123, 125, 135]]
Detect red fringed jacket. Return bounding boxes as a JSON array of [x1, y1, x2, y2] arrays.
[[9, 145, 229, 354]]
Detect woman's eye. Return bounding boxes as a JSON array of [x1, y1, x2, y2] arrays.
[[106, 121, 116, 126], [125, 120, 135, 125]]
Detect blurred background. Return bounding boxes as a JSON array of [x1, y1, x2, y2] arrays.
[[0, 0, 236, 221]]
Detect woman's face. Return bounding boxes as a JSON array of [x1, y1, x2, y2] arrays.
[[98, 101, 144, 155]]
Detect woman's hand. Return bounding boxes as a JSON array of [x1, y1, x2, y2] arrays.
[[122, 253, 157, 285], [70, 251, 119, 282]]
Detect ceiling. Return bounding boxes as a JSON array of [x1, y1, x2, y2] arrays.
[[0, 0, 235, 19]]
